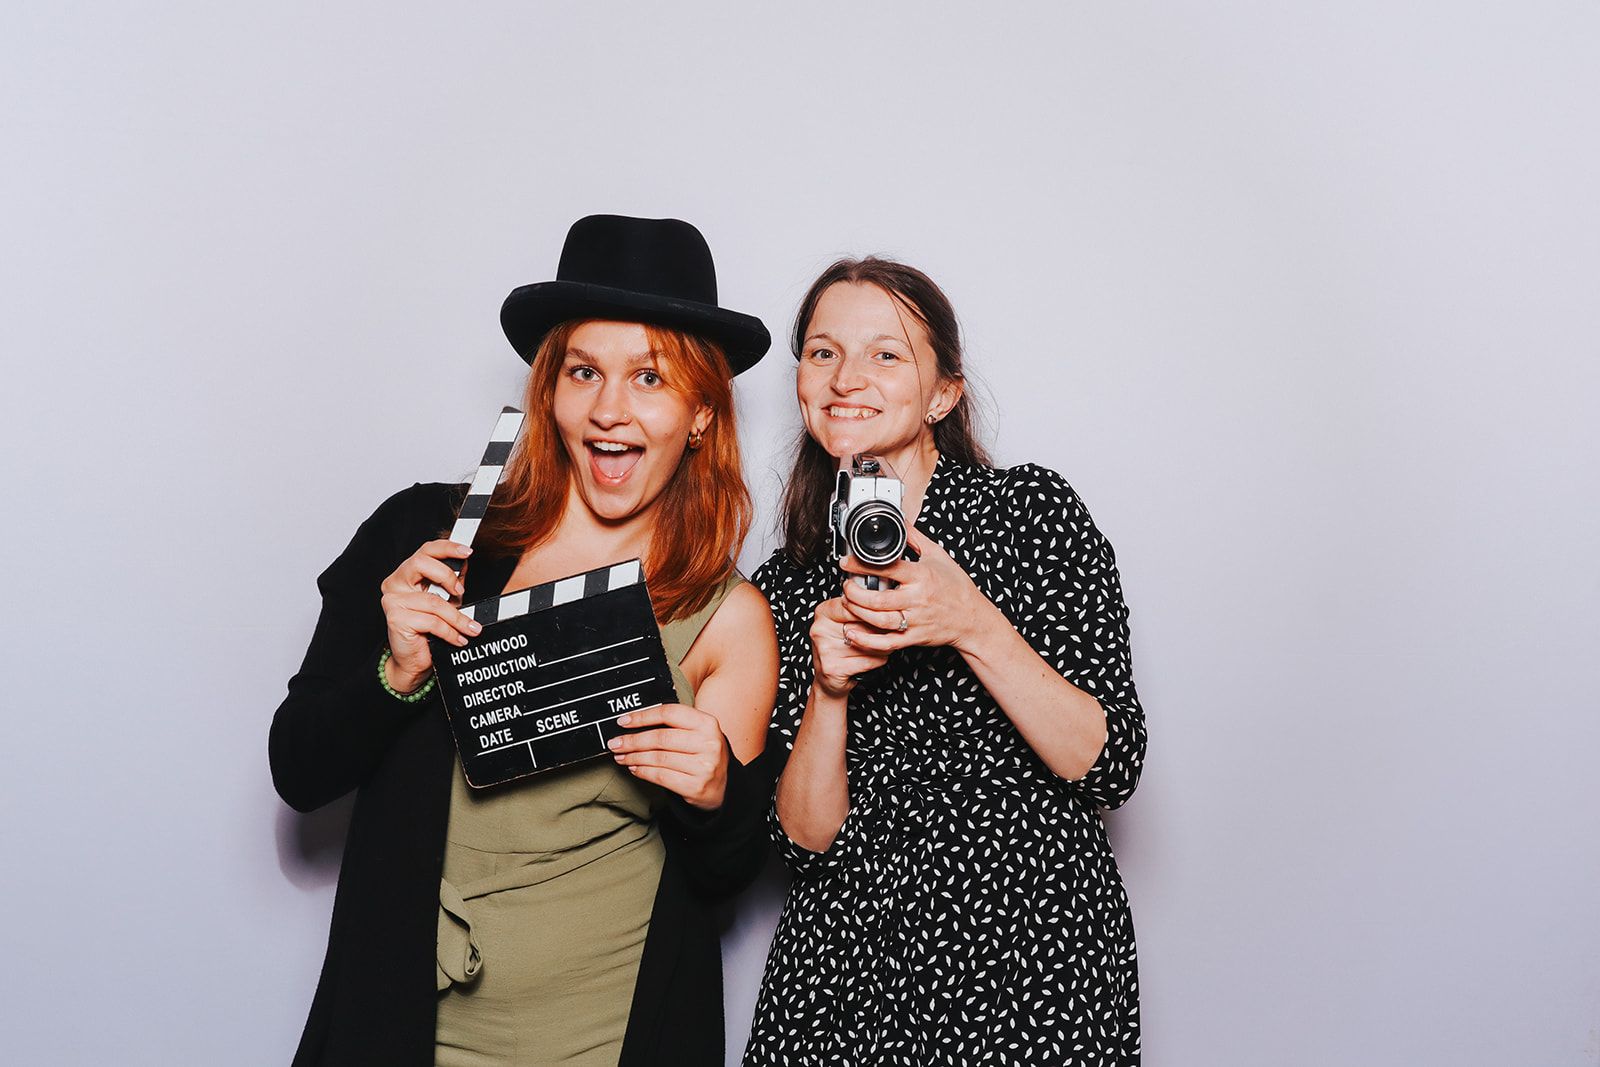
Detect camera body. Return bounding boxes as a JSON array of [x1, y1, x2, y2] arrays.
[[830, 454, 908, 589]]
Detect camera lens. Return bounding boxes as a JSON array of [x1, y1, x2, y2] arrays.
[[846, 500, 907, 566]]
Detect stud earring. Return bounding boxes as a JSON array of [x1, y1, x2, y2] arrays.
[[688, 429, 704, 450], [924, 413, 938, 425]]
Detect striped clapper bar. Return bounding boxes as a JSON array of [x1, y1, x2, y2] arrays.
[[429, 559, 678, 789], [429, 406, 526, 599]]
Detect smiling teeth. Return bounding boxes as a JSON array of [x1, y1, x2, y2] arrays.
[[828, 406, 878, 419], [592, 442, 635, 452]]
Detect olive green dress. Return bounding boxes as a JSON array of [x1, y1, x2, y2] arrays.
[[434, 575, 742, 1067]]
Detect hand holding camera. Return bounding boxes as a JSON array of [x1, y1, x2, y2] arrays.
[[809, 596, 892, 698], [828, 453, 990, 661], [838, 527, 989, 657]]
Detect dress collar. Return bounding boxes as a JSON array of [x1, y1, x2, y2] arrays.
[[913, 452, 958, 536]]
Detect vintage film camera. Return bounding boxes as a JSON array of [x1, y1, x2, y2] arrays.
[[830, 453, 910, 590]]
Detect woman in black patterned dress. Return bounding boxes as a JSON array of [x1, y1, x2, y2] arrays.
[[743, 258, 1146, 1066]]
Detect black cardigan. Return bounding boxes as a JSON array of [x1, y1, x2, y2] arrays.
[[269, 483, 772, 1066]]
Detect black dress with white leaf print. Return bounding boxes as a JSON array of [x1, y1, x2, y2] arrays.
[[744, 459, 1145, 1067]]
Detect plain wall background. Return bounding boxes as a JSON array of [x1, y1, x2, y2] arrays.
[[4, 3, 1597, 1064]]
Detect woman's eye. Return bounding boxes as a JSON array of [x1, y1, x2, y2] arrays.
[[873, 350, 901, 363], [806, 348, 838, 362], [636, 370, 662, 387], [569, 365, 600, 382]]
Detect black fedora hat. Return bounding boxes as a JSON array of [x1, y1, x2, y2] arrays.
[[501, 215, 771, 376]]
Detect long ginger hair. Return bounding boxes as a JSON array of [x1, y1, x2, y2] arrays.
[[476, 320, 751, 622]]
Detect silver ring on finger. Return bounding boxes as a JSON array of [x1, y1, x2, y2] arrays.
[[896, 610, 909, 633]]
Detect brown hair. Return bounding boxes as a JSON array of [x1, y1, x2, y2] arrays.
[[477, 320, 751, 622], [778, 257, 991, 565]]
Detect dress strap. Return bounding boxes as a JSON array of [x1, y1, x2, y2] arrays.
[[658, 571, 745, 668]]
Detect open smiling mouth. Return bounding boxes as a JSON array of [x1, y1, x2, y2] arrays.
[[826, 405, 879, 420], [587, 441, 644, 484]]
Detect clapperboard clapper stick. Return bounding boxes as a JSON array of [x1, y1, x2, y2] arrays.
[[426, 408, 677, 788], [428, 406, 527, 600]]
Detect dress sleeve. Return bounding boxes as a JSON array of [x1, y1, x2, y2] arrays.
[[267, 486, 439, 813], [762, 790, 878, 880], [1002, 465, 1147, 809]]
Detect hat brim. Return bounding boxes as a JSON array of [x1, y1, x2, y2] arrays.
[[501, 281, 771, 376]]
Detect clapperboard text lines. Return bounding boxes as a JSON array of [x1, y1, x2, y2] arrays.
[[449, 637, 649, 693], [467, 671, 656, 748], [477, 676, 656, 746], [538, 635, 647, 670], [479, 702, 665, 758], [484, 651, 650, 700]]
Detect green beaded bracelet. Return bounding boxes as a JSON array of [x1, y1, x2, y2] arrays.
[[378, 648, 437, 703]]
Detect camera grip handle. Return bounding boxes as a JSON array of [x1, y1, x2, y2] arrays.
[[851, 545, 917, 591]]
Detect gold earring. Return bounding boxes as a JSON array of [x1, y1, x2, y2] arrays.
[[688, 429, 704, 450], [924, 413, 938, 425]]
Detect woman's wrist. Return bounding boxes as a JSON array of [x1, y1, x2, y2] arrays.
[[951, 593, 1011, 660], [379, 648, 436, 702], [806, 679, 853, 714]]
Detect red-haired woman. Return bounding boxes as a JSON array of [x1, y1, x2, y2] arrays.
[[745, 258, 1146, 1065], [270, 216, 779, 1067]]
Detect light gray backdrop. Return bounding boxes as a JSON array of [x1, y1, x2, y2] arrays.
[[3, 3, 1597, 1065]]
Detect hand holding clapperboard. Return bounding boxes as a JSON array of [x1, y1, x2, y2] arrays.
[[426, 407, 678, 788]]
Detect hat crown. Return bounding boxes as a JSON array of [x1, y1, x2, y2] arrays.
[[556, 215, 718, 305], [501, 213, 769, 373]]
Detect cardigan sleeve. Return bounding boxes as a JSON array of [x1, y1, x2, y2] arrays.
[[1001, 464, 1147, 809], [268, 485, 446, 813], [657, 745, 777, 899]]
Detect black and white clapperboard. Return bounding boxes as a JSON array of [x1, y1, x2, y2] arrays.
[[426, 407, 677, 788]]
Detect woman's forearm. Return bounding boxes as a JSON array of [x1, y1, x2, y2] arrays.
[[270, 649, 425, 813], [774, 686, 852, 852], [957, 598, 1108, 780]]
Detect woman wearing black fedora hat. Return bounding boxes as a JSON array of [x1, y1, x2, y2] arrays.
[[270, 215, 778, 1066], [744, 258, 1146, 1065]]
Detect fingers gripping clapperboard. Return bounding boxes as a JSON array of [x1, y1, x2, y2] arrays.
[[425, 407, 677, 789]]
